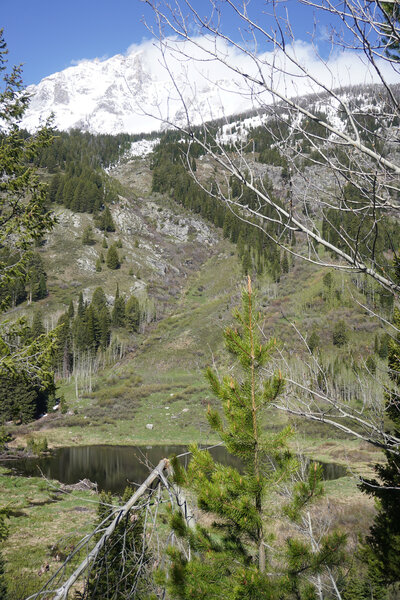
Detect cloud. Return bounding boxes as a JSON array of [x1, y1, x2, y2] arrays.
[[70, 55, 109, 66], [122, 33, 399, 125], [25, 33, 399, 135]]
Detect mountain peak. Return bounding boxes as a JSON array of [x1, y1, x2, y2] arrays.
[[21, 46, 246, 135]]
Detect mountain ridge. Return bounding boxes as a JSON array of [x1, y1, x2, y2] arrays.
[[22, 47, 252, 135]]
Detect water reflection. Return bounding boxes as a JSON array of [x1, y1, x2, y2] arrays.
[[2, 445, 347, 494]]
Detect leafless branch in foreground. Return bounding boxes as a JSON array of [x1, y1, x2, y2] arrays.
[[142, 0, 400, 295]]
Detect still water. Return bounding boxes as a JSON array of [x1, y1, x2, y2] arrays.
[[3, 445, 347, 494]]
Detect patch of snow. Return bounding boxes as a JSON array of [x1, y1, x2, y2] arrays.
[[129, 138, 160, 157]]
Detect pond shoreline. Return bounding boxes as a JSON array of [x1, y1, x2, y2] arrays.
[[0, 444, 348, 495]]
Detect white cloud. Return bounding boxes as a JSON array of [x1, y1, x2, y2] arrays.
[[126, 34, 399, 119], [70, 55, 110, 66], [23, 33, 399, 135]]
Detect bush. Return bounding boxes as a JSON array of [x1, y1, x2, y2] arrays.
[[106, 244, 120, 270], [308, 330, 320, 354], [26, 436, 48, 454], [0, 428, 11, 451], [332, 320, 348, 347], [366, 355, 376, 375], [82, 225, 96, 246]]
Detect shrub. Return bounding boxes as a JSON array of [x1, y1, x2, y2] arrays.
[[332, 320, 348, 347]]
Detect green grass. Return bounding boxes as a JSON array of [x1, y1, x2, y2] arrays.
[[8, 156, 388, 487], [0, 467, 97, 599]]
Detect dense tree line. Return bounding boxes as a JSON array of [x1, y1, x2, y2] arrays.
[[31, 129, 133, 218], [47, 161, 118, 215], [33, 129, 135, 171], [0, 251, 48, 310], [53, 286, 141, 378]]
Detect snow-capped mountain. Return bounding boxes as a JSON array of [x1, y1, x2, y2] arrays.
[[21, 44, 253, 135], [21, 35, 395, 137]]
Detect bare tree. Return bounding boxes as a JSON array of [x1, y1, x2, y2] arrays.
[[143, 0, 399, 293], [141, 0, 400, 455]]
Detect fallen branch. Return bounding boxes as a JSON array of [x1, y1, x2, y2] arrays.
[[49, 458, 168, 600]]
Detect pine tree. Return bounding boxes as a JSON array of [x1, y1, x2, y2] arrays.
[[85, 306, 100, 352], [91, 287, 107, 313], [98, 307, 111, 350], [72, 314, 88, 353], [106, 244, 120, 270], [54, 312, 73, 378], [242, 248, 252, 275], [0, 375, 38, 423], [378, 333, 390, 359], [31, 311, 45, 340], [308, 330, 320, 354], [332, 320, 348, 347], [26, 254, 47, 302], [281, 251, 289, 274], [68, 299, 75, 319], [166, 278, 346, 599], [38, 273, 47, 299], [77, 292, 86, 318], [82, 225, 96, 245], [112, 285, 126, 328], [167, 278, 292, 598], [125, 296, 140, 332], [96, 205, 115, 232]]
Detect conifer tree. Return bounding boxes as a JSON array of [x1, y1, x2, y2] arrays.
[[167, 278, 347, 599], [82, 225, 96, 246], [85, 306, 100, 352], [96, 205, 115, 232], [125, 296, 140, 332], [281, 251, 289, 274], [68, 299, 74, 319], [112, 284, 126, 328], [106, 244, 120, 270], [72, 314, 88, 353], [167, 278, 292, 597], [77, 292, 86, 318], [38, 273, 47, 299], [26, 254, 48, 302], [332, 320, 348, 347], [308, 330, 320, 354], [54, 312, 73, 378], [91, 287, 107, 313], [98, 307, 111, 351], [31, 311, 45, 340]]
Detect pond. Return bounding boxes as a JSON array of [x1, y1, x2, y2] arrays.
[[2, 445, 347, 494]]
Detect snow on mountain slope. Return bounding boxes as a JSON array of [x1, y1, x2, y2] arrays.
[[21, 35, 395, 137], [21, 44, 252, 135]]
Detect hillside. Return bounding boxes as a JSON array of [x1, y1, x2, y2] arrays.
[[4, 147, 386, 474], [1, 129, 395, 600]]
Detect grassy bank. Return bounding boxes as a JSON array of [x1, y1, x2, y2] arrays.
[[0, 466, 96, 599]]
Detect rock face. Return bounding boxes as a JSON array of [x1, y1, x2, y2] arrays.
[[21, 46, 251, 135]]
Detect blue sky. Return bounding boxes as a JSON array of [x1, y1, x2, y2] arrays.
[[2, 0, 339, 86]]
